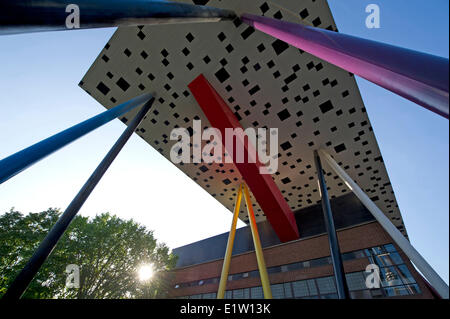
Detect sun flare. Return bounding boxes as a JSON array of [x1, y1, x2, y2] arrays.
[[138, 264, 154, 282]]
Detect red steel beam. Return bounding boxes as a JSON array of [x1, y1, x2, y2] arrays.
[[188, 74, 299, 242]]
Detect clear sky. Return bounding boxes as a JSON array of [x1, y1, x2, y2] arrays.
[[0, 0, 448, 284]]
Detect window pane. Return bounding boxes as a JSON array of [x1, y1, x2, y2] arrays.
[[370, 288, 384, 298], [354, 250, 366, 259], [243, 288, 250, 299], [384, 244, 396, 252], [389, 252, 403, 265], [373, 254, 386, 267], [203, 278, 216, 285], [342, 252, 354, 261], [268, 266, 281, 274], [286, 262, 303, 271], [370, 246, 384, 255], [271, 284, 285, 299], [292, 280, 309, 298], [384, 286, 409, 297], [307, 279, 318, 295], [202, 293, 216, 299], [377, 254, 394, 266], [232, 273, 244, 281], [380, 266, 403, 287], [284, 283, 293, 298], [350, 290, 372, 299], [346, 272, 367, 291], [250, 286, 263, 299], [397, 264, 416, 284], [405, 284, 421, 295], [225, 291, 232, 299], [233, 289, 244, 299], [310, 257, 331, 268], [342, 250, 365, 261], [316, 277, 337, 294]]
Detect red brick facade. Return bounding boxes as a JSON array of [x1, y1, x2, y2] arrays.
[[168, 221, 435, 299]]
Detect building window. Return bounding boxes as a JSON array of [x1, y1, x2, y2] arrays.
[[271, 284, 285, 299], [292, 280, 309, 298], [250, 286, 263, 299], [307, 279, 318, 296], [316, 277, 337, 295], [174, 243, 422, 299], [232, 289, 244, 299], [380, 266, 404, 287], [346, 272, 367, 291], [284, 283, 293, 298]]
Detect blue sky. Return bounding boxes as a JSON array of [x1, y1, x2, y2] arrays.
[[0, 0, 448, 284]]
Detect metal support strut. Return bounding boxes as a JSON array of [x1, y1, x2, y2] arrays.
[[314, 150, 349, 299], [241, 14, 449, 119], [217, 184, 243, 299], [217, 183, 272, 299], [0, 92, 153, 185], [3, 97, 154, 299], [0, 0, 236, 35], [317, 149, 449, 299]]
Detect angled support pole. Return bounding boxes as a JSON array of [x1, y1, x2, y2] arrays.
[[242, 183, 272, 299], [217, 183, 272, 299], [3, 97, 154, 299], [0, 92, 152, 185], [217, 184, 243, 299], [241, 14, 449, 119], [313, 150, 349, 299], [0, 0, 236, 35], [318, 149, 449, 299]]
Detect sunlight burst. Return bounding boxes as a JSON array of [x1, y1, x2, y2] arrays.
[[138, 264, 154, 282]]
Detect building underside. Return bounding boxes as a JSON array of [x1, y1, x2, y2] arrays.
[[1, 0, 448, 300], [80, 0, 407, 239]]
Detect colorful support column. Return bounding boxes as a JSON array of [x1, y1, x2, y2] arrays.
[[0, 92, 152, 185], [314, 150, 349, 299], [189, 74, 299, 242], [318, 148, 449, 299], [3, 97, 154, 299], [217, 183, 272, 299], [217, 184, 243, 299], [241, 14, 449, 119], [242, 183, 272, 299], [0, 0, 236, 35]]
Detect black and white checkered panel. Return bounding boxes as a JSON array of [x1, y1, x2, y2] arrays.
[[79, 0, 407, 237]]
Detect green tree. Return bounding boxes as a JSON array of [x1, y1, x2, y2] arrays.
[[0, 208, 177, 299]]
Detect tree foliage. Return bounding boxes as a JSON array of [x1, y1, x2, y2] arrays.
[[0, 208, 177, 299]]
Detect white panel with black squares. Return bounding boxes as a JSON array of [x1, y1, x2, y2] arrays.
[[79, 0, 407, 237]]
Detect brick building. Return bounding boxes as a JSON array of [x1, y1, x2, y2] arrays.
[[78, 0, 448, 299], [168, 194, 436, 299]]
